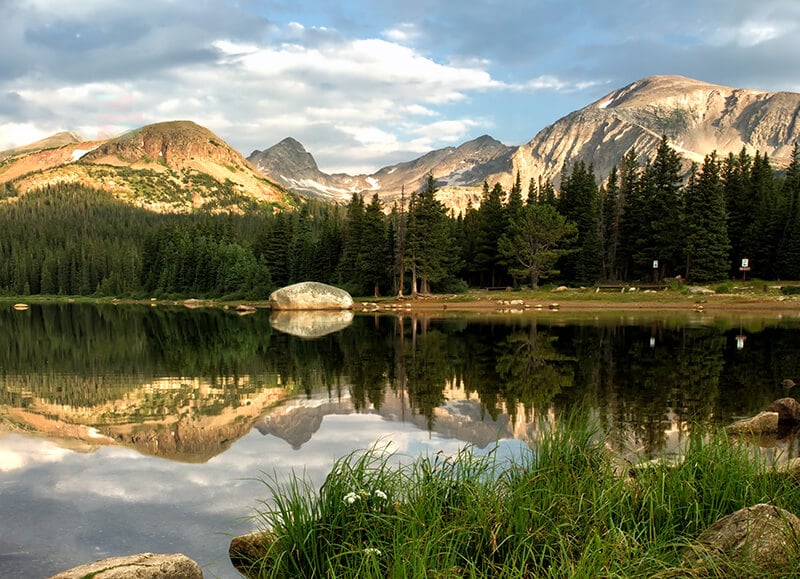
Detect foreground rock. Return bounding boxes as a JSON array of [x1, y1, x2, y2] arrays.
[[683, 504, 800, 574], [230, 531, 277, 577], [727, 397, 800, 435], [764, 397, 800, 423], [49, 553, 203, 578], [726, 411, 780, 435], [269, 282, 353, 311], [270, 310, 354, 338]]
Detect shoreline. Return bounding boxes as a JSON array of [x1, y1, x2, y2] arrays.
[[4, 288, 800, 315]]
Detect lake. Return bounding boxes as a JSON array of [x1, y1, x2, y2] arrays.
[[2, 303, 800, 578]]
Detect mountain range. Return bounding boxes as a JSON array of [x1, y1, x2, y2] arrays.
[[249, 75, 800, 212], [3, 75, 799, 213]]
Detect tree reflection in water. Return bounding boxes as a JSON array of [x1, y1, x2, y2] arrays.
[[2, 304, 800, 458]]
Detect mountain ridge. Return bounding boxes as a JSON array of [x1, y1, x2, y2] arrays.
[[248, 75, 800, 211], [4, 75, 799, 213], [0, 120, 293, 212]]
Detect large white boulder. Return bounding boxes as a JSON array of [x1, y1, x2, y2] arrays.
[[269, 282, 353, 311]]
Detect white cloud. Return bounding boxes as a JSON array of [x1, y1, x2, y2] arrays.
[[0, 435, 71, 472], [517, 75, 604, 93], [708, 21, 788, 47], [382, 23, 417, 44], [0, 123, 51, 150]]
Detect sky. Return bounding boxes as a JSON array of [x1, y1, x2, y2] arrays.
[[1, 0, 799, 174]]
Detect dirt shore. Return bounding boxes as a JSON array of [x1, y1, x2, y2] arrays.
[[354, 289, 800, 315]]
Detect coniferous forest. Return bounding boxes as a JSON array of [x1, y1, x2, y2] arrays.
[[1, 137, 799, 299]]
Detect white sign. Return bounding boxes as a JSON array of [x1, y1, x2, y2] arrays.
[[741, 258, 749, 268], [652, 260, 659, 269]]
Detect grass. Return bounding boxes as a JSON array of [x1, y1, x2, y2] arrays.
[[238, 422, 800, 578]]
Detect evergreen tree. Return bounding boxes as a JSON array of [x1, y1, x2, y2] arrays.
[[337, 194, 365, 292], [255, 212, 293, 288], [288, 205, 316, 283], [507, 171, 524, 220], [538, 177, 557, 206], [498, 203, 577, 289], [642, 136, 684, 280], [406, 174, 454, 295], [683, 153, 731, 282], [557, 160, 601, 282], [526, 177, 537, 205], [358, 194, 391, 296], [601, 166, 623, 280], [748, 152, 781, 278], [723, 148, 753, 276], [474, 182, 507, 287], [776, 145, 800, 278], [391, 189, 407, 296]]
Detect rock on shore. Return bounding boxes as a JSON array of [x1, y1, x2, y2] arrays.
[[49, 552, 203, 578], [269, 282, 353, 311]]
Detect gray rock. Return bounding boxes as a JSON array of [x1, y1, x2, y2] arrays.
[[269, 282, 353, 311], [687, 286, 716, 295], [270, 310, 354, 338], [49, 552, 203, 578], [684, 504, 800, 573], [726, 411, 779, 434]]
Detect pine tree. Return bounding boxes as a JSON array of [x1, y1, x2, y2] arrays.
[[723, 148, 753, 276], [643, 136, 684, 280], [358, 194, 391, 296], [557, 160, 600, 283], [601, 166, 622, 280], [474, 182, 507, 287], [392, 187, 407, 296], [337, 194, 365, 292], [406, 174, 453, 295], [776, 144, 800, 278], [498, 203, 577, 288], [683, 153, 731, 282]]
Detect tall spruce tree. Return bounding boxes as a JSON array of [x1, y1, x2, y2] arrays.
[[474, 182, 507, 287], [557, 160, 600, 283], [748, 152, 781, 278], [642, 136, 684, 280], [776, 145, 800, 279], [723, 148, 754, 276], [358, 193, 391, 296], [683, 153, 731, 282], [406, 174, 453, 295], [337, 193, 365, 292]]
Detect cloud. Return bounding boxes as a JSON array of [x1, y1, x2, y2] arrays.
[[1, 0, 800, 173], [0, 435, 71, 472]]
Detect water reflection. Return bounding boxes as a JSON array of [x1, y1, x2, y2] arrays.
[[3, 305, 800, 460], [3, 304, 800, 577], [270, 309, 354, 338]]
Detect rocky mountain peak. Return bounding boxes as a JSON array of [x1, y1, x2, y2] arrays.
[[81, 120, 248, 171], [248, 136, 321, 178], [250, 76, 800, 212]]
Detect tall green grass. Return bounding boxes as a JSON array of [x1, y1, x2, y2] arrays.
[[241, 424, 800, 578]]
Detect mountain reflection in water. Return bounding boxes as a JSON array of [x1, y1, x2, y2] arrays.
[[2, 303, 800, 578]]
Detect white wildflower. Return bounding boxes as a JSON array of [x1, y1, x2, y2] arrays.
[[364, 548, 382, 556], [343, 491, 359, 505], [374, 489, 388, 500]]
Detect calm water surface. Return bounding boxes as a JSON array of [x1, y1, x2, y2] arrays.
[[2, 303, 800, 578]]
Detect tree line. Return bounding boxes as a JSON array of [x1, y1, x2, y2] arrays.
[[0, 137, 798, 299]]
